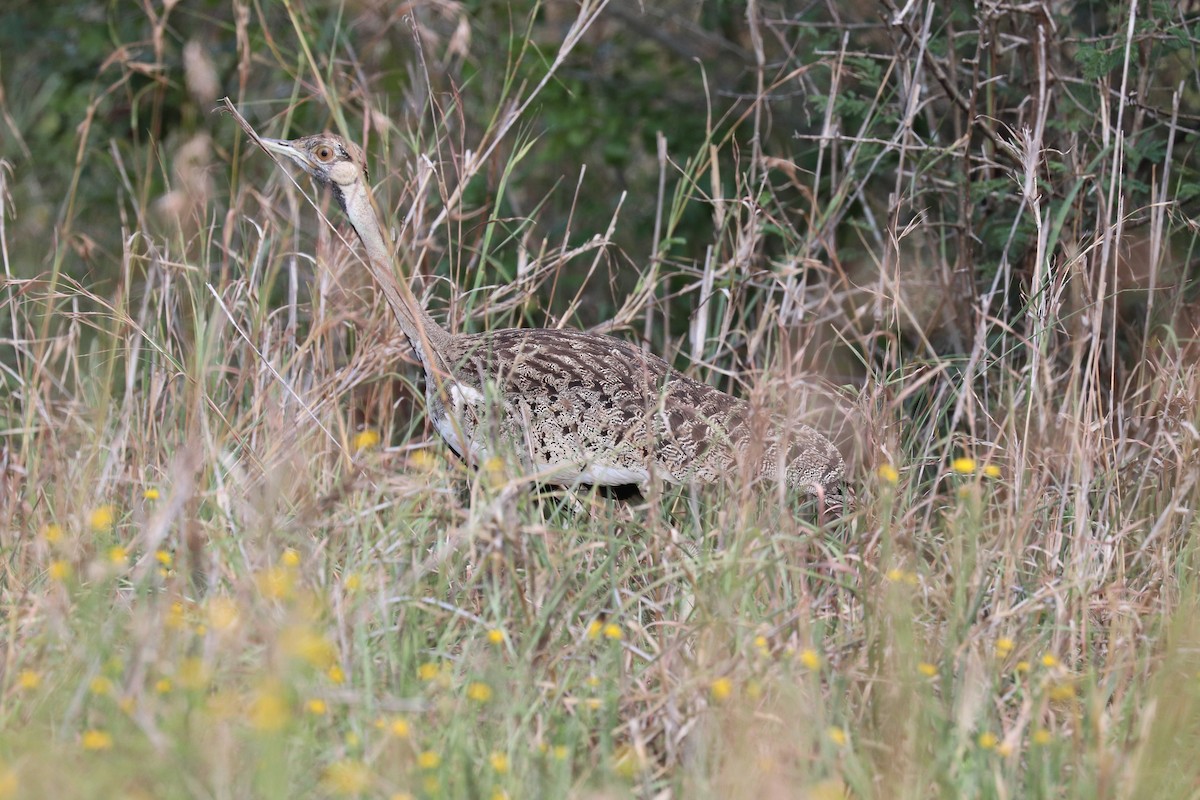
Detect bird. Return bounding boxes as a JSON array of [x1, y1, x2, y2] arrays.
[[259, 133, 847, 511]]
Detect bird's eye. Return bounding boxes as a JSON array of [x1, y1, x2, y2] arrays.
[[314, 146, 334, 162]]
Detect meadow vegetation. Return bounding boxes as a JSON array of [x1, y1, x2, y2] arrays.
[[2, 0, 1200, 797]]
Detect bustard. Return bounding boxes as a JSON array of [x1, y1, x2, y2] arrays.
[[259, 133, 847, 510]]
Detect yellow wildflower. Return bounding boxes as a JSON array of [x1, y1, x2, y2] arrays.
[[710, 677, 733, 702], [489, 752, 509, 774], [390, 717, 410, 738], [155, 550, 172, 567], [1048, 681, 1076, 702], [280, 625, 336, 669], [248, 684, 290, 731], [417, 662, 441, 681], [177, 657, 211, 690], [827, 727, 847, 746], [487, 628, 505, 645], [17, 670, 41, 690], [1015, 660, 1031, 674], [89, 676, 113, 696], [586, 620, 604, 640], [585, 698, 603, 710], [977, 732, 998, 750], [207, 596, 239, 632], [467, 682, 493, 702], [322, 760, 371, 795], [155, 678, 172, 694], [81, 730, 113, 751], [799, 648, 821, 671], [417, 751, 441, 770], [48, 560, 72, 582], [1041, 654, 1059, 668], [878, 464, 900, 484], [343, 573, 361, 592], [41, 523, 63, 543], [1032, 728, 1053, 745], [108, 546, 127, 565], [408, 450, 436, 471], [353, 429, 381, 452], [281, 549, 301, 568], [983, 464, 1002, 479], [917, 662, 937, 677], [327, 665, 346, 684], [256, 566, 295, 600], [552, 745, 569, 760], [602, 623, 622, 640], [89, 505, 116, 532], [611, 745, 642, 779], [306, 699, 328, 715], [995, 637, 1015, 658], [143, 488, 160, 500], [951, 457, 976, 475]]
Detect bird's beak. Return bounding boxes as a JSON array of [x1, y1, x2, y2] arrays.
[[260, 138, 312, 170]]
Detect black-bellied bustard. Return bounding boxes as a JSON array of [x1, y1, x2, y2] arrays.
[[257, 132, 848, 512]]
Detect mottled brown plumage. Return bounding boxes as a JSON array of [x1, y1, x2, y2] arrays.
[[261, 133, 846, 508]]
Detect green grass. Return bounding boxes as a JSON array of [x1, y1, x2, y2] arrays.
[[3, 1, 1200, 798]]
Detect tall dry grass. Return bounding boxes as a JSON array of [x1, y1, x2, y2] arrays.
[[1, 1, 1199, 798]]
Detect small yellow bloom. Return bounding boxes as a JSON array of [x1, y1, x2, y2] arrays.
[[81, 729, 113, 751], [1015, 660, 1031, 674], [487, 628, 505, 645], [602, 623, 622, 640], [995, 637, 1015, 658], [155, 550, 172, 567], [422, 776, 440, 794], [1048, 681, 1076, 702], [322, 759, 371, 795], [280, 549, 301, 568], [552, 745, 569, 760], [256, 566, 295, 600], [345, 731, 360, 748], [41, 523, 63, 543], [343, 573, 361, 592], [165, 601, 187, 629], [489, 752, 509, 774], [327, 665, 346, 684], [710, 677, 733, 702], [799, 648, 821, 671], [0, 765, 16, 799], [177, 657, 211, 690], [996, 742, 1014, 757], [389, 717, 410, 738], [917, 662, 937, 677], [17, 670, 41, 690], [248, 685, 290, 731], [467, 682, 493, 702], [585, 697, 603, 710], [753, 635, 769, 654], [207, 596, 240, 632], [878, 464, 900, 484], [417, 662, 441, 681], [417, 751, 441, 770], [951, 457, 976, 475], [48, 560, 72, 582], [1031, 728, 1053, 745], [827, 727, 847, 746], [280, 625, 336, 669], [983, 464, 1002, 479], [1041, 654, 1059, 668], [89, 676, 113, 696], [143, 488, 160, 500], [108, 546, 127, 565], [408, 450, 437, 471], [490, 790, 508, 800], [977, 731, 998, 750], [390, 793, 414, 800], [483, 456, 505, 480], [155, 678, 172, 694], [89, 505, 116, 532], [306, 698, 328, 715], [586, 620, 604, 640], [353, 429, 382, 452]]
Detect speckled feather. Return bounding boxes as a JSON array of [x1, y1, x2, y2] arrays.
[[431, 327, 845, 499]]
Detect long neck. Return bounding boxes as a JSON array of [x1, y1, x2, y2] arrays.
[[336, 179, 451, 374]]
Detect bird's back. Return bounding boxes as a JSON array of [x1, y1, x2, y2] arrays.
[[434, 327, 845, 498]]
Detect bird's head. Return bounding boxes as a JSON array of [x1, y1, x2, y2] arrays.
[[261, 133, 368, 210]]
